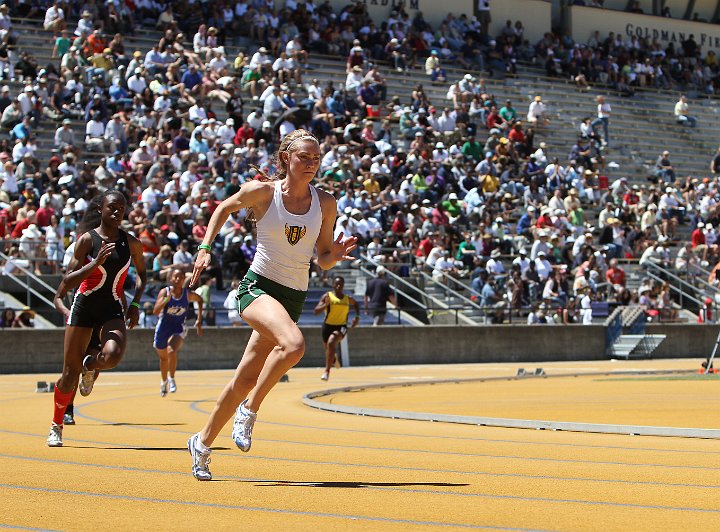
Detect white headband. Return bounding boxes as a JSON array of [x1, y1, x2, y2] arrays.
[[285, 135, 319, 151]]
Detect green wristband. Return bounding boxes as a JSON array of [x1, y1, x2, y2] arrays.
[[130, 301, 141, 309], [198, 244, 212, 251]]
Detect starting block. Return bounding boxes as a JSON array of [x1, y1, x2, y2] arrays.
[[36, 381, 55, 393], [516, 368, 545, 377], [279, 374, 289, 383]]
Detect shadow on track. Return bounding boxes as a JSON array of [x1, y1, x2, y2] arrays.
[[66, 446, 232, 451], [211, 479, 470, 488]]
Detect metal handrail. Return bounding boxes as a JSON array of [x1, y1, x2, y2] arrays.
[[644, 270, 705, 309], [0, 251, 58, 309], [644, 261, 706, 307], [429, 266, 485, 300], [0, 268, 55, 308], [358, 256, 430, 310], [415, 269, 485, 311]]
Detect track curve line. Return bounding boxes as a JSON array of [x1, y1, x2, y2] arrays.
[[303, 369, 720, 440]]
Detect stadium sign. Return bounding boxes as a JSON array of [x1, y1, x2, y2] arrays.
[[569, 5, 720, 53], [625, 23, 720, 49]]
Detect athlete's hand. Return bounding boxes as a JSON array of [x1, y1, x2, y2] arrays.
[[195, 319, 203, 336], [126, 304, 139, 329], [330, 232, 358, 262], [190, 249, 211, 287], [94, 242, 115, 266]]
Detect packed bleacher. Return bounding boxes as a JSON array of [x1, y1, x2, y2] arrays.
[[1, 0, 719, 327]]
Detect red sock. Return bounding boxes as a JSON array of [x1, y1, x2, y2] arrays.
[[52, 385, 74, 426]]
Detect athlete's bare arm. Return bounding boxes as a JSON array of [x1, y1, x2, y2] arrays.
[[315, 189, 357, 270], [187, 291, 204, 336], [53, 279, 71, 319], [313, 292, 330, 315], [348, 295, 361, 327], [61, 233, 115, 291], [190, 180, 274, 287], [153, 287, 170, 316]]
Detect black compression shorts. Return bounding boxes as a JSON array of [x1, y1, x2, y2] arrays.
[[322, 323, 347, 343]]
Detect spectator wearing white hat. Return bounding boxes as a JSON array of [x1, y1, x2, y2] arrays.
[[127, 68, 147, 95], [534, 250, 552, 281], [527, 95, 547, 125], [217, 118, 236, 147], [19, 223, 43, 275], [531, 230, 551, 260], [432, 141, 448, 162], [54, 118, 75, 150], [131, 141, 154, 172]]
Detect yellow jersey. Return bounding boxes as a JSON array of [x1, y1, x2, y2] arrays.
[[324, 291, 350, 326]]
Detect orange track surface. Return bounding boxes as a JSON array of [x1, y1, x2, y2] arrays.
[[1, 359, 719, 531]]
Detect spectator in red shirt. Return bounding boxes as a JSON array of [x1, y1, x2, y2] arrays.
[[605, 259, 626, 286], [234, 121, 255, 145], [507, 124, 523, 142], [86, 30, 106, 55], [431, 202, 450, 229], [535, 208, 553, 229], [691, 222, 706, 248], [35, 201, 54, 228], [486, 107, 501, 130], [415, 231, 436, 259], [138, 222, 160, 261], [192, 214, 208, 243], [11, 209, 35, 239], [390, 210, 406, 235]]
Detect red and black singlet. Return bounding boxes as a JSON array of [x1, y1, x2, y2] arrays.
[[68, 229, 130, 328]]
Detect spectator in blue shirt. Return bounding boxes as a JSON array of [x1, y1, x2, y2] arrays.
[[516, 206, 536, 236], [106, 151, 124, 175], [172, 127, 190, 153], [11, 116, 31, 140], [181, 63, 203, 92]]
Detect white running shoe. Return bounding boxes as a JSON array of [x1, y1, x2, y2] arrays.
[[168, 377, 176, 393], [160, 381, 167, 397], [79, 356, 98, 397], [187, 433, 212, 481], [47, 423, 63, 447], [320, 371, 329, 381], [231, 399, 256, 452]]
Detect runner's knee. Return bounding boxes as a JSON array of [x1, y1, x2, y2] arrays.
[[279, 332, 305, 364]]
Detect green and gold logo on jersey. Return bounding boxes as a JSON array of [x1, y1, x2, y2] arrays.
[[284, 224, 307, 246]]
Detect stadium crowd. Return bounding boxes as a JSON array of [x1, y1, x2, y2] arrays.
[[0, 0, 717, 327]]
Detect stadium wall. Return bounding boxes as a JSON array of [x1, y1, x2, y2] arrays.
[[0, 324, 708, 374], [333, 0, 551, 44], [568, 5, 720, 54]]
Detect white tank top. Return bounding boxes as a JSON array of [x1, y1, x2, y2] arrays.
[[251, 180, 322, 291]]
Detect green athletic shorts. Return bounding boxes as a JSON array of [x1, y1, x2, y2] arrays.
[[236, 270, 308, 323]]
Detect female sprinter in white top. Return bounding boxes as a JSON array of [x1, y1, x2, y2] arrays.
[[187, 129, 357, 480]]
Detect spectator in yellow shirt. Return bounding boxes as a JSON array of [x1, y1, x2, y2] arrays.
[[480, 173, 499, 194], [363, 173, 380, 195]]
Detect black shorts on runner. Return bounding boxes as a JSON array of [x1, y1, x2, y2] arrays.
[[322, 323, 347, 343], [68, 297, 125, 329]]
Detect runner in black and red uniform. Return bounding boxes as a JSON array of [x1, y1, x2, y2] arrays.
[[47, 190, 147, 447]]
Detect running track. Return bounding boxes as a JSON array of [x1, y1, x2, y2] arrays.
[[1, 359, 718, 530]]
